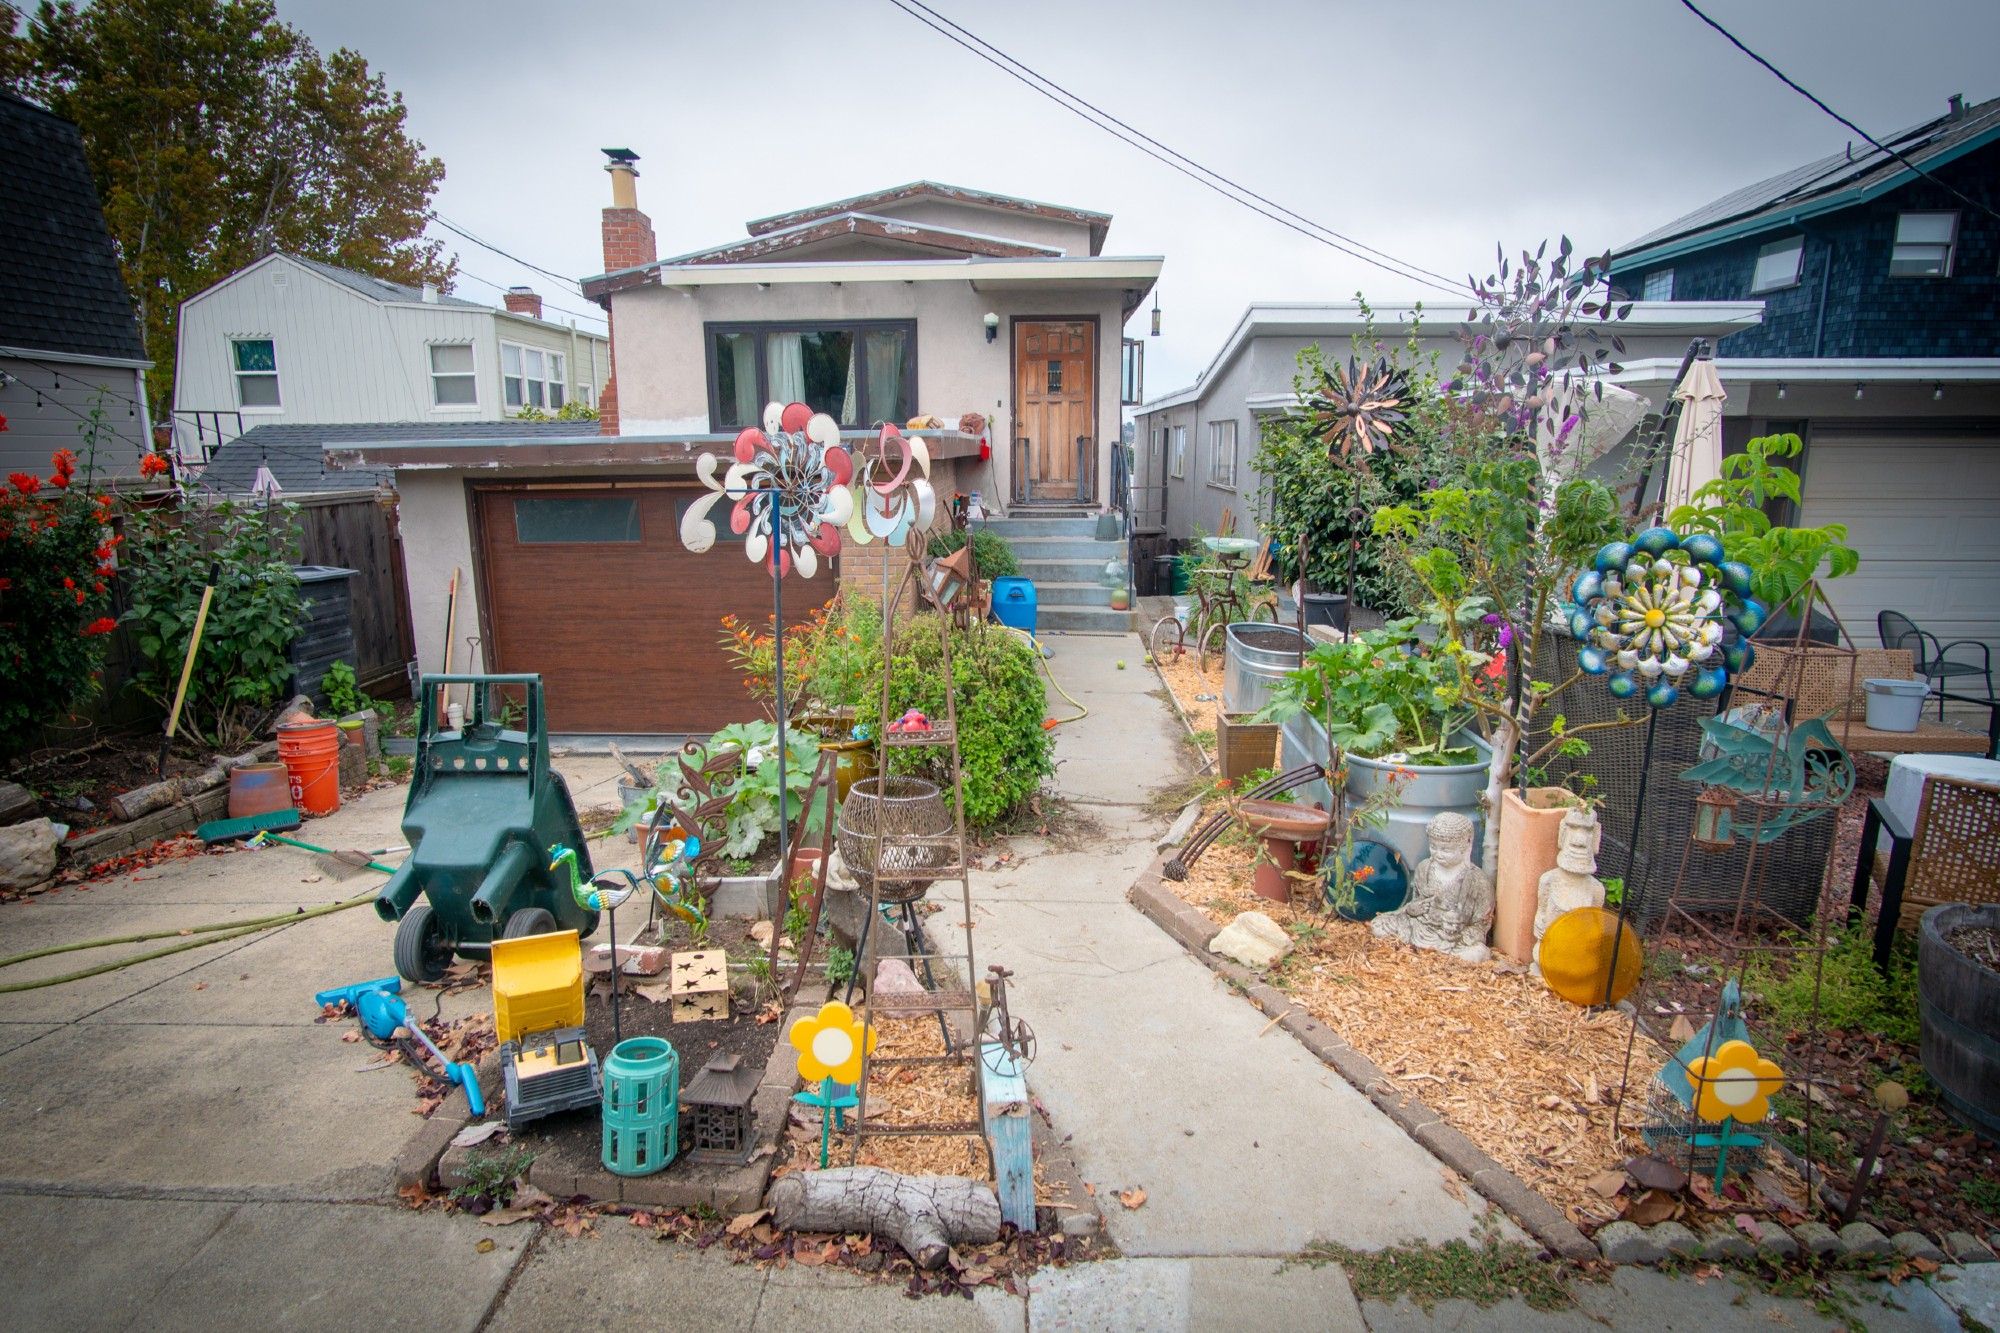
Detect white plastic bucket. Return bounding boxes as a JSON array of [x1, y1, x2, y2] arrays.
[[1862, 677, 1930, 732]]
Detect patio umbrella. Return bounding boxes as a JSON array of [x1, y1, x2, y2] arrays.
[[1535, 381, 1650, 483], [1662, 356, 1727, 513]]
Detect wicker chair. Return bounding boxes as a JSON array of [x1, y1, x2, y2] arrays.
[[1849, 776, 2000, 969]]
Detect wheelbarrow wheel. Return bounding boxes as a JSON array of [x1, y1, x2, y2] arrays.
[[393, 903, 453, 984], [502, 907, 557, 939]]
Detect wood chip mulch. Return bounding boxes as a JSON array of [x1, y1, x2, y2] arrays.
[[774, 1017, 993, 1182]]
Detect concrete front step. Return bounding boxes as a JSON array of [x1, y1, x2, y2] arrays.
[[1014, 557, 1121, 584], [1033, 580, 1124, 607], [982, 516, 1101, 539], [1005, 536, 1126, 560], [1037, 604, 1136, 634]]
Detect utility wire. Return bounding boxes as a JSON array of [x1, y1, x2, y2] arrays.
[[450, 264, 608, 328], [895, 0, 1465, 293], [1676, 0, 2000, 227], [429, 212, 585, 290], [884, 0, 1466, 299]]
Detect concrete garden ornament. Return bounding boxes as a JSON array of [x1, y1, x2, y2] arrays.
[[1566, 526, 1763, 710], [1370, 812, 1495, 963], [1531, 807, 1605, 977], [679, 401, 854, 577]]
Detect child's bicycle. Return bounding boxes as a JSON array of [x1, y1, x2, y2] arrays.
[[1149, 540, 1278, 673]]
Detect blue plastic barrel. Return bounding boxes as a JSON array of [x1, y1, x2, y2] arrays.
[[991, 577, 1037, 637]]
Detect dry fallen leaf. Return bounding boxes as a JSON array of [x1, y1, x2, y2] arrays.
[[1623, 1189, 1680, 1226], [475, 1238, 495, 1253], [1118, 1187, 1147, 1210], [727, 1209, 771, 1237], [1668, 1015, 1696, 1042], [1585, 1169, 1629, 1199], [451, 1121, 504, 1149]]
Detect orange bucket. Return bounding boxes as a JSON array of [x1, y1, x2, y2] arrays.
[[277, 719, 342, 816]]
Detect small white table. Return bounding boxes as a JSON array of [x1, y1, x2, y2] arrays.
[[1883, 754, 2000, 839]]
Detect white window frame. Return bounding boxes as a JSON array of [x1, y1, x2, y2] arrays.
[[231, 337, 281, 412], [1169, 423, 1187, 479], [1150, 425, 1163, 468], [1207, 419, 1238, 491], [1750, 235, 1804, 294], [1890, 211, 1958, 277], [501, 339, 568, 412], [428, 341, 478, 409], [1642, 268, 1674, 301]]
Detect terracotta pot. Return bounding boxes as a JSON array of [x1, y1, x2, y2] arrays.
[[788, 847, 826, 920], [1238, 799, 1329, 903], [1494, 787, 1582, 964], [227, 762, 291, 819]]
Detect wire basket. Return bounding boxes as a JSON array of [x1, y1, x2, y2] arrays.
[[837, 775, 954, 903]]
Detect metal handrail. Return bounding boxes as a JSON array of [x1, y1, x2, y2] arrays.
[[173, 408, 246, 464]]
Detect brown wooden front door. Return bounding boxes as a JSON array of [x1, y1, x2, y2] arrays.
[[1014, 319, 1096, 504], [474, 483, 828, 734]]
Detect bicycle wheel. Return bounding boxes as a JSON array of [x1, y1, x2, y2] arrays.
[[1196, 618, 1231, 676], [1249, 592, 1280, 624], [1148, 615, 1187, 663]]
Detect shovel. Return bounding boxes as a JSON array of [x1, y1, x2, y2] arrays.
[[158, 562, 220, 780]]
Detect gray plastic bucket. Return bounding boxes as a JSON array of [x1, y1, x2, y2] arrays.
[[1863, 677, 1930, 732]]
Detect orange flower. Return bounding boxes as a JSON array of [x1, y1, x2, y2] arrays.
[[1352, 864, 1376, 883], [139, 452, 170, 478]]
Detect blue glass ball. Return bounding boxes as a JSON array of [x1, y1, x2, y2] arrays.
[[1719, 560, 1754, 597], [1690, 665, 1729, 699], [1633, 526, 1681, 556], [1607, 671, 1640, 699], [1578, 646, 1608, 675], [1572, 570, 1602, 605], [1680, 532, 1724, 566], [1594, 541, 1634, 574], [1647, 680, 1681, 709], [1331, 839, 1411, 921], [1568, 607, 1592, 640], [1722, 639, 1756, 673], [1732, 599, 1767, 636]]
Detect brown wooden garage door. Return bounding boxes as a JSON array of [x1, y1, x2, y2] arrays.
[[474, 483, 831, 734]]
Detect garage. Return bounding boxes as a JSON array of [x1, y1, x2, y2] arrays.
[[473, 482, 829, 734], [1800, 429, 2000, 669]]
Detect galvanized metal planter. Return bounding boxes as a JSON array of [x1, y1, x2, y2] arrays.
[[1280, 712, 1494, 869]]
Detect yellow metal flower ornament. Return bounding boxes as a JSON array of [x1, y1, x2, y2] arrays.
[[788, 1000, 877, 1085], [1685, 1038, 1784, 1125]]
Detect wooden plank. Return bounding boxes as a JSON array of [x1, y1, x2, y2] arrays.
[[980, 1043, 1035, 1231]]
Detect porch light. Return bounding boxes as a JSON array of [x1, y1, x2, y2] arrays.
[[1151, 288, 1162, 337], [1934, 383, 1945, 401], [984, 311, 1000, 343], [924, 543, 976, 610], [1854, 383, 1865, 400], [1692, 786, 1737, 851], [1776, 382, 1787, 400]]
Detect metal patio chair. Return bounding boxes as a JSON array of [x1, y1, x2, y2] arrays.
[[1879, 610, 1995, 720]]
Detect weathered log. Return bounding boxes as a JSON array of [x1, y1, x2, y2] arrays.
[[767, 1166, 1001, 1269], [108, 748, 266, 823], [0, 781, 40, 827]]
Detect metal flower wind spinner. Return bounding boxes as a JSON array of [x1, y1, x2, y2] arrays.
[[679, 401, 854, 577], [1309, 355, 1410, 462]]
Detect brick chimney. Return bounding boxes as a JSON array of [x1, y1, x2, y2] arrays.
[[503, 286, 543, 319], [598, 148, 656, 436]]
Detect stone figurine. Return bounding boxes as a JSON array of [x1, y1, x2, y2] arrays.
[[1370, 811, 1495, 963], [1532, 806, 1606, 977]]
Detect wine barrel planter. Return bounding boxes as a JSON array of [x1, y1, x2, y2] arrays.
[[1918, 903, 2000, 1142]]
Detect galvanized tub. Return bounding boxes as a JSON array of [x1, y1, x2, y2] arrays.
[[1279, 712, 1493, 869], [1223, 623, 1306, 717]]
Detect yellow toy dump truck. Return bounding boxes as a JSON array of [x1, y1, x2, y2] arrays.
[[491, 928, 601, 1127]]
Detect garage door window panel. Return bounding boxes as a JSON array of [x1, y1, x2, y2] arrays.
[[513, 496, 641, 544]]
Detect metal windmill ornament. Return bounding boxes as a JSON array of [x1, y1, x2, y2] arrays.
[[679, 401, 854, 578], [1308, 355, 1410, 463], [1566, 527, 1763, 710], [846, 421, 936, 549]]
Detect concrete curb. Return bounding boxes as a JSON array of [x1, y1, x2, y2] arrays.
[[1126, 858, 1599, 1264]]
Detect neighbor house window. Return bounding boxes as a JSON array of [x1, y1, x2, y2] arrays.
[[1150, 426, 1163, 466], [1750, 236, 1804, 293], [1121, 338, 1144, 405], [1170, 424, 1187, 479], [1891, 211, 1958, 276], [705, 321, 916, 430], [429, 342, 476, 407], [1642, 268, 1675, 301], [232, 338, 280, 408], [1207, 419, 1237, 490], [501, 342, 567, 411]]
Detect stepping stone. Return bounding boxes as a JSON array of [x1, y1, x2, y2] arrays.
[[1892, 1231, 1946, 1264], [1838, 1222, 1894, 1258], [1596, 1221, 1666, 1265], [1793, 1222, 1843, 1258]]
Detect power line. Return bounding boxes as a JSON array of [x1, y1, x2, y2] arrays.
[[429, 212, 584, 290], [896, 0, 1465, 292], [884, 0, 1467, 300], [450, 264, 608, 328], [1676, 0, 2000, 228]]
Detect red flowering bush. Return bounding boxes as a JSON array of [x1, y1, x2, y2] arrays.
[[0, 430, 120, 757]]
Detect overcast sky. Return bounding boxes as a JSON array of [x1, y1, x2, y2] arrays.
[[282, 0, 2000, 396]]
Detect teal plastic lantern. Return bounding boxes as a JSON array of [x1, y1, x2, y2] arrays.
[[601, 1036, 679, 1177]]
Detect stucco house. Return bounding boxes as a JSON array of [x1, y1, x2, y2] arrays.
[[1607, 91, 2000, 663], [329, 156, 1160, 734], [172, 253, 610, 462], [0, 89, 152, 479]]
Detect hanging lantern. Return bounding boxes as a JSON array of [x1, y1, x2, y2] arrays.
[[1692, 786, 1738, 851], [923, 543, 976, 611]]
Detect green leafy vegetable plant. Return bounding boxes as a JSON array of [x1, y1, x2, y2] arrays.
[[886, 615, 1053, 825], [1665, 432, 1859, 614]]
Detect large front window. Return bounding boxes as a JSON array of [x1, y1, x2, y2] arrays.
[[706, 321, 916, 430], [503, 342, 568, 411]]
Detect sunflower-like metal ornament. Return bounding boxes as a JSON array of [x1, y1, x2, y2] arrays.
[[1565, 527, 1765, 710], [680, 401, 854, 578], [1308, 355, 1410, 463]]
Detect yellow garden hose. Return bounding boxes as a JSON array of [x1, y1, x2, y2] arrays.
[[998, 625, 1090, 728]]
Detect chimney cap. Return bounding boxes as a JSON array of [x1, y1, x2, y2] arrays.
[[602, 147, 640, 166], [507, 285, 535, 295], [1948, 93, 1966, 118]]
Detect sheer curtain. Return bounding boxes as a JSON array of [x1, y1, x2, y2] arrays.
[[841, 342, 859, 424], [726, 334, 757, 426], [768, 332, 805, 404], [865, 331, 905, 424]]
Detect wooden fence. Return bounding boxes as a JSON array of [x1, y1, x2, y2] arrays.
[[293, 490, 415, 696]]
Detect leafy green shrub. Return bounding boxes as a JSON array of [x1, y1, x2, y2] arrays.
[[801, 594, 881, 715], [619, 720, 822, 858], [320, 660, 380, 717], [1746, 924, 1919, 1046], [926, 527, 1019, 580], [886, 615, 1052, 825], [122, 483, 303, 747]]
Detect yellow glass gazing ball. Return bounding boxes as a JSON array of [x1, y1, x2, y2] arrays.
[[1540, 906, 1643, 1007]]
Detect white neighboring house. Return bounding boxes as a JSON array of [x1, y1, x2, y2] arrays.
[[171, 253, 610, 461]]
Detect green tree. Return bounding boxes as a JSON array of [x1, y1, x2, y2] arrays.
[[1, 0, 450, 408]]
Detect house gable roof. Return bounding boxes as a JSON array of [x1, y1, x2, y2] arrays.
[[661, 211, 1064, 266], [0, 89, 147, 363], [203, 420, 580, 494], [745, 181, 1111, 255], [1614, 95, 2000, 270], [283, 254, 489, 309]]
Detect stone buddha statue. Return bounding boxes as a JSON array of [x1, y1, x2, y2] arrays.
[[1532, 806, 1606, 977], [1371, 811, 1495, 963]]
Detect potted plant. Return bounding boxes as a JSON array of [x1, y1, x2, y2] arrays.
[[1918, 903, 2000, 1140], [1258, 620, 1494, 871]]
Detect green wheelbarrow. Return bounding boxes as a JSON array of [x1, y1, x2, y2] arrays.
[[374, 675, 597, 983]]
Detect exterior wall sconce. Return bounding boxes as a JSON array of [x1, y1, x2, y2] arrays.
[[984, 311, 1000, 343], [1934, 383, 1945, 401], [1776, 382, 1787, 400], [1151, 289, 1162, 337], [1854, 383, 1865, 400]]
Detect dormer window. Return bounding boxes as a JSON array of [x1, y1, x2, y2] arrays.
[[1891, 212, 1957, 276], [1750, 236, 1804, 294], [1641, 268, 1674, 302]]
